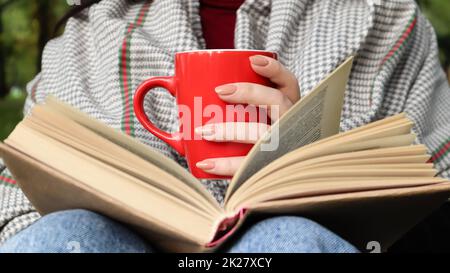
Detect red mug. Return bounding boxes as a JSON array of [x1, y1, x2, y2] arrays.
[[134, 50, 276, 179]]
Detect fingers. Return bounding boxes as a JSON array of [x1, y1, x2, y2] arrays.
[[195, 122, 270, 143], [195, 55, 300, 177], [214, 55, 300, 120], [215, 82, 293, 119], [249, 55, 300, 103], [196, 156, 245, 176]]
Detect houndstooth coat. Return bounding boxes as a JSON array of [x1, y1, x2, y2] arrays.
[[1, 0, 449, 244]]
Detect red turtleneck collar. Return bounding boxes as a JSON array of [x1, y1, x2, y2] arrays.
[[200, 0, 246, 49]]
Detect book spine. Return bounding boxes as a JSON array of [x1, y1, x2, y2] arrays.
[[205, 208, 247, 248]]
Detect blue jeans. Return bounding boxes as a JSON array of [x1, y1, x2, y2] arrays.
[[0, 210, 358, 253]]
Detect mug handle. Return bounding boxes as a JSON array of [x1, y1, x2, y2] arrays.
[[133, 76, 185, 156]]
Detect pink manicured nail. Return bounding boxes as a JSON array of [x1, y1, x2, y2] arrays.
[[194, 125, 215, 136], [249, 55, 270, 67], [196, 160, 215, 170], [215, 84, 237, 95]]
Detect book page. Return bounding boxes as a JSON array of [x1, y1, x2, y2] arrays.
[[43, 96, 217, 204], [246, 182, 450, 251], [240, 177, 443, 207], [3, 126, 218, 246], [226, 117, 416, 207], [0, 143, 217, 252], [23, 108, 221, 214], [226, 56, 354, 200]]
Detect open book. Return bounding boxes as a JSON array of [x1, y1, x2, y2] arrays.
[[1, 57, 449, 252]]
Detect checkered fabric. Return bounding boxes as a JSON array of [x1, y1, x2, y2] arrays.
[[1, 0, 449, 244]]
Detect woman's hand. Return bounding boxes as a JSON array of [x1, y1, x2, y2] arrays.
[[195, 55, 301, 176]]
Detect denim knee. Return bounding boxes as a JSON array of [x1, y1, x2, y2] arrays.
[[228, 216, 359, 253], [0, 209, 153, 253]]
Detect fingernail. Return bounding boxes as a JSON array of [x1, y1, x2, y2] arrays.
[[215, 84, 237, 95], [249, 55, 270, 67], [196, 160, 215, 170], [194, 125, 215, 136]]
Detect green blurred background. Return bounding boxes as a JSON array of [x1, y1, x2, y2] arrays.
[[0, 0, 449, 140]]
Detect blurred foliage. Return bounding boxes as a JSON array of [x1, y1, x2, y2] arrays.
[[418, 0, 450, 71], [419, 0, 450, 36], [0, 0, 449, 140], [0, 0, 69, 97], [0, 0, 69, 140], [0, 89, 25, 140]]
